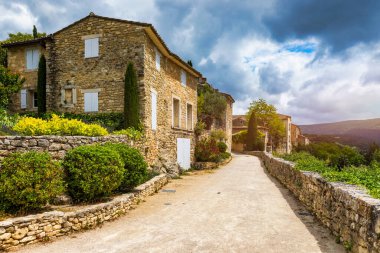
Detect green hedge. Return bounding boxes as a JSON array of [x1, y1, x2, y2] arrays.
[[63, 145, 124, 202], [103, 143, 148, 190], [0, 152, 65, 212]]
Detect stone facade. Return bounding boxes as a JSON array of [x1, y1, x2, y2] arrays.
[[253, 151, 380, 253], [4, 13, 202, 169], [0, 174, 168, 251]]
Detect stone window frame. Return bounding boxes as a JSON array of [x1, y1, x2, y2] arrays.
[[61, 85, 77, 107], [82, 34, 102, 59], [25, 47, 40, 71], [172, 95, 181, 129], [185, 102, 194, 131]]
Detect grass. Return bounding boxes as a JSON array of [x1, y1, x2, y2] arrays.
[[281, 152, 380, 199]]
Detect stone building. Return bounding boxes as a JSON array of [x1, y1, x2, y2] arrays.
[[291, 123, 310, 148], [3, 13, 203, 169], [277, 114, 292, 154]]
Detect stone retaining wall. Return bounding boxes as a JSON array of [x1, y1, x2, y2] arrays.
[[252, 151, 380, 253], [0, 174, 168, 251], [0, 135, 148, 161]]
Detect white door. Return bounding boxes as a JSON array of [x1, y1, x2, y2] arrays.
[[177, 138, 191, 170]]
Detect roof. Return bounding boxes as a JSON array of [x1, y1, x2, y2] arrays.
[[233, 115, 246, 120], [2, 36, 52, 48], [220, 92, 235, 103], [277, 113, 291, 119], [2, 12, 202, 78]]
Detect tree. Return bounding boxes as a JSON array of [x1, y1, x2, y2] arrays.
[[0, 65, 25, 108], [247, 99, 285, 149], [187, 60, 193, 67], [124, 63, 140, 129], [246, 112, 258, 151], [33, 25, 38, 39], [37, 54, 46, 114]]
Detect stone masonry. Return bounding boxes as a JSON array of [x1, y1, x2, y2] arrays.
[[252, 151, 380, 253], [0, 174, 168, 251]]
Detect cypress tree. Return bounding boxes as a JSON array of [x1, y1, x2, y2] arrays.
[[33, 25, 38, 39], [246, 112, 258, 151], [37, 54, 46, 114], [124, 63, 140, 128]]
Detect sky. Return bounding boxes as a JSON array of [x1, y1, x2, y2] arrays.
[[1, 0, 380, 124]]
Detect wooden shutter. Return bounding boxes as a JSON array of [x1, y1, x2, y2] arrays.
[[85, 39, 92, 58], [155, 48, 161, 71], [20, 89, 27, 109], [151, 91, 157, 130], [26, 50, 33, 70], [84, 92, 98, 112], [181, 70, 186, 86], [92, 38, 99, 57], [32, 49, 39, 69]]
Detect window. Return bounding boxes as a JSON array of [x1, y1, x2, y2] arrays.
[[172, 97, 180, 128], [26, 49, 39, 70], [65, 89, 73, 104], [84, 92, 98, 112], [186, 103, 193, 130], [155, 48, 161, 71], [181, 70, 187, 86], [33, 92, 38, 108], [84, 38, 99, 58], [20, 89, 27, 109], [151, 90, 157, 130]]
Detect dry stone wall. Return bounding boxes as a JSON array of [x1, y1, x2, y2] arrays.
[[0, 174, 168, 251], [252, 151, 380, 253]]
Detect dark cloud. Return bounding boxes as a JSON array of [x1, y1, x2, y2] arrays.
[[264, 0, 380, 53], [259, 64, 291, 94]]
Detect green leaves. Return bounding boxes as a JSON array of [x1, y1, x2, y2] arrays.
[[0, 65, 25, 108]]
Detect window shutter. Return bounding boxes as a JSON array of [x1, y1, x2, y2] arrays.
[[151, 91, 157, 130], [84, 39, 92, 58], [181, 71, 186, 86], [20, 89, 27, 109], [155, 49, 161, 71], [26, 50, 33, 70], [92, 38, 99, 57], [84, 92, 98, 112], [32, 49, 39, 69]]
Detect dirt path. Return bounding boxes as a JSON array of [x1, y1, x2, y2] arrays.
[[19, 154, 344, 253]]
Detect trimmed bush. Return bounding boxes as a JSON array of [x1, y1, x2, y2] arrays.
[[13, 114, 108, 136], [63, 145, 124, 202], [112, 127, 143, 140], [103, 143, 148, 191], [124, 63, 140, 129], [0, 151, 64, 212], [217, 141, 228, 153]]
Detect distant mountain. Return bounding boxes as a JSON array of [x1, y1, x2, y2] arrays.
[[299, 118, 380, 151]]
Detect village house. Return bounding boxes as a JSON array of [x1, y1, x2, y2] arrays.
[[3, 13, 203, 169]]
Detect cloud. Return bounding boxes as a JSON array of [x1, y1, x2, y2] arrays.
[[263, 0, 380, 53], [258, 64, 292, 94]]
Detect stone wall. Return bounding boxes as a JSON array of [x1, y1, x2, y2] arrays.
[[0, 174, 168, 251], [0, 135, 150, 162], [253, 151, 380, 253]]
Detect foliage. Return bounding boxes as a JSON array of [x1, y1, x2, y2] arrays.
[[0, 108, 19, 127], [210, 129, 226, 141], [103, 143, 148, 191], [20, 112, 124, 131], [194, 121, 206, 136], [13, 114, 108, 136], [246, 112, 258, 151], [246, 99, 285, 147], [219, 152, 231, 160], [187, 60, 193, 66], [33, 25, 38, 38], [0, 151, 64, 212], [63, 145, 124, 202], [0, 65, 25, 108], [112, 127, 143, 140], [197, 83, 226, 129], [195, 137, 220, 162], [124, 63, 140, 129], [37, 54, 46, 114], [217, 141, 228, 153], [297, 142, 365, 170], [233, 130, 247, 144]]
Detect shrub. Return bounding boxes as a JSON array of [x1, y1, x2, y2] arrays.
[[194, 121, 206, 136], [219, 152, 231, 160], [0, 151, 64, 212], [210, 129, 226, 141], [217, 141, 228, 153], [103, 143, 148, 191], [0, 108, 19, 128], [124, 63, 140, 129], [63, 145, 124, 202], [112, 127, 143, 140], [13, 114, 108, 136], [37, 54, 46, 114], [195, 137, 220, 162]]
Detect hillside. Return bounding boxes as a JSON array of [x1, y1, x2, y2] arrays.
[[299, 118, 380, 151]]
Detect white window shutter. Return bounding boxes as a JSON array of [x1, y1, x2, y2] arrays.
[[85, 39, 92, 58], [26, 50, 33, 70], [92, 38, 99, 57], [151, 91, 157, 130], [32, 49, 39, 69], [84, 92, 98, 112], [92, 92, 98, 112], [155, 48, 161, 71], [20, 89, 27, 109], [181, 70, 186, 86]]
